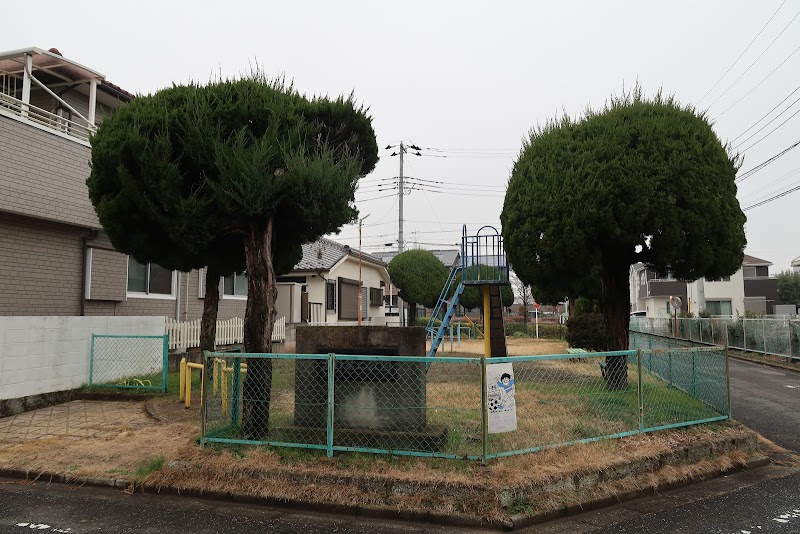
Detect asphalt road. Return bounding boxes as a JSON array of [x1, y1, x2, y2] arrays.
[[728, 357, 800, 452], [0, 479, 491, 534]]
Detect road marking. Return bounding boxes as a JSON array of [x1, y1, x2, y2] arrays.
[[785, 385, 797, 389], [15, 523, 71, 532], [772, 507, 800, 524]]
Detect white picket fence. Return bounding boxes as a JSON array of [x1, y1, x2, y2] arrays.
[[165, 316, 286, 350]]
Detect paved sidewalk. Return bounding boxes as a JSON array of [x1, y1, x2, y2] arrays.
[[0, 400, 154, 441]]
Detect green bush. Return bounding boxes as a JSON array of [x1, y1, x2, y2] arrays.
[[416, 316, 442, 328], [565, 312, 610, 351]]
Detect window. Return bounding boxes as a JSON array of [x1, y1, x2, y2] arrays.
[[705, 300, 732, 316], [127, 258, 175, 298], [223, 272, 247, 298], [326, 281, 336, 311], [743, 267, 756, 279], [369, 287, 383, 306]]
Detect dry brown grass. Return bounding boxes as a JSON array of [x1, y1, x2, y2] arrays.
[[434, 337, 568, 357], [0, 401, 758, 523]]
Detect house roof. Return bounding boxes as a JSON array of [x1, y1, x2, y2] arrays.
[[0, 47, 134, 102], [373, 249, 461, 268], [743, 254, 772, 267], [792, 255, 800, 267], [293, 237, 387, 272]]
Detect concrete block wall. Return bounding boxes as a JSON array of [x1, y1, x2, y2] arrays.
[[0, 315, 164, 400]]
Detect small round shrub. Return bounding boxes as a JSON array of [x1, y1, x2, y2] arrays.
[[565, 312, 611, 351]]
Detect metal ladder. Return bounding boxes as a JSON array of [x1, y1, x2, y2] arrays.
[[426, 266, 464, 359]]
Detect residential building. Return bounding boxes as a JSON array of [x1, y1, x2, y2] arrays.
[[629, 263, 687, 317], [792, 255, 800, 273], [274, 238, 390, 325], [0, 46, 388, 326], [629, 254, 779, 317]]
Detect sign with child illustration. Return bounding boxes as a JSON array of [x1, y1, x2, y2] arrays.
[[486, 363, 517, 433]]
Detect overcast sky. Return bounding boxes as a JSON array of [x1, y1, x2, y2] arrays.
[[6, 1, 799, 272]]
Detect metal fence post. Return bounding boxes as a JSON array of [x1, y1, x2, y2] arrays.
[[201, 351, 208, 445], [743, 319, 747, 351], [88, 334, 96, 387], [762, 319, 767, 355], [231, 355, 241, 426], [327, 353, 335, 457], [480, 355, 488, 465], [161, 335, 169, 394], [725, 343, 732, 420], [637, 350, 644, 433], [691, 350, 697, 397]]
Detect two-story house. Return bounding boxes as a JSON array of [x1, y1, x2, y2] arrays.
[[0, 46, 389, 326], [630, 255, 779, 317]]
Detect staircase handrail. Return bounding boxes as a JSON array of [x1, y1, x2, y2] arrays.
[[426, 266, 462, 334]]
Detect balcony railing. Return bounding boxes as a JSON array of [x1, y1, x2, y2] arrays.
[[0, 91, 95, 143]]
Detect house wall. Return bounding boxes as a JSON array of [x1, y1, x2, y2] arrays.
[[0, 212, 85, 316], [0, 113, 99, 229], [686, 268, 746, 316], [327, 257, 388, 324]]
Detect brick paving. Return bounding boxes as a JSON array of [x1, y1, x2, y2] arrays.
[[0, 400, 154, 441]]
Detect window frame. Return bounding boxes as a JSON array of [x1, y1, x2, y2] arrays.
[[222, 271, 248, 300], [126, 257, 177, 300]]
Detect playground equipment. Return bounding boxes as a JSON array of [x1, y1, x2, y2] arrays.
[[426, 225, 509, 359]]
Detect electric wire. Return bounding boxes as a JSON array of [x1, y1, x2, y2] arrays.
[[742, 183, 800, 210], [730, 83, 800, 143], [714, 43, 800, 120], [697, 0, 787, 105], [706, 7, 800, 110], [738, 105, 800, 153], [735, 138, 800, 183]]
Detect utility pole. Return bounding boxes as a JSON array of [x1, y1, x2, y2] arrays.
[[358, 214, 370, 326], [398, 141, 404, 253]]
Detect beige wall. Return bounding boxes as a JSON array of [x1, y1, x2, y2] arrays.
[[0, 212, 84, 316], [0, 114, 99, 229]]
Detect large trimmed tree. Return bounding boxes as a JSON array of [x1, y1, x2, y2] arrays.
[[89, 75, 378, 438], [502, 89, 746, 389], [388, 250, 449, 324]]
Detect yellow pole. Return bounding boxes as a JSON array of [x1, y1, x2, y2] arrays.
[[482, 285, 492, 358], [179, 357, 186, 401], [185, 365, 192, 409]]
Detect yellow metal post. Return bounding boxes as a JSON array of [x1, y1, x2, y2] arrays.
[[185, 362, 204, 409], [179, 357, 186, 401], [482, 285, 492, 358]]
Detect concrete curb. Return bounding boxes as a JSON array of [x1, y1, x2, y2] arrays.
[[727, 352, 800, 375], [0, 452, 770, 531]]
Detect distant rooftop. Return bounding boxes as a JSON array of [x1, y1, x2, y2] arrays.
[[743, 254, 772, 267], [294, 237, 386, 272], [372, 249, 461, 268]]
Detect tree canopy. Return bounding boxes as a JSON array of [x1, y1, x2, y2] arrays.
[[89, 74, 378, 438], [501, 88, 745, 389], [777, 270, 800, 308], [388, 250, 449, 324]]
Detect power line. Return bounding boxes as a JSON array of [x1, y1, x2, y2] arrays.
[[738, 166, 800, 202], [356, 192, 398, 202], [697, 0, 787, 105], [730, 83, 800, 142], [742, 183, 800, 210], [714, 43, 800, 120], [706, 6, 800, 110], [738, 105, 800, 153], [736, 138, 800, 183]]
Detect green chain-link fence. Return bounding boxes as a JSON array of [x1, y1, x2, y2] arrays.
[[202, 342, 729, 462], [89, 334, 168, 392], [631, 316, 800, 361]]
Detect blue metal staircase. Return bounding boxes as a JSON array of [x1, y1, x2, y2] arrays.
[[426, 266, 464, 359]]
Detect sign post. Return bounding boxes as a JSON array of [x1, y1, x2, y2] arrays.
[[534, 303, 540, 339]]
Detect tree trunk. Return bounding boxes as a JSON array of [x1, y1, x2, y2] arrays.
[[200, 268, 221, 354], [241, 218, 278, 440], [407, 300, 418, 325], [200, 268, 221, 386], [602, 262, 631, 391]]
